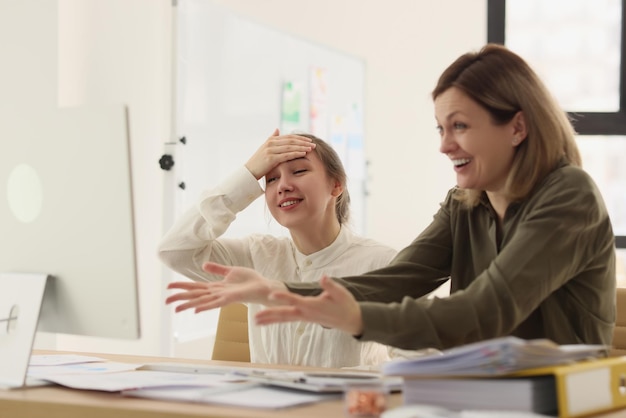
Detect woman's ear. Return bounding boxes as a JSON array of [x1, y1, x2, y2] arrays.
[[511, 111, 528, 146], [331, 180, 343, 197]]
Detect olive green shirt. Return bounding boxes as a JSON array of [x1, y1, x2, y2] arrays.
[[287, 164, 616, 350]]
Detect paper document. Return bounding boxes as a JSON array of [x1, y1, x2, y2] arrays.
[[237, 370, 401, 393], [28, 361, 141, 378], [142, 361, 399, 393], [34, 370, 242, 392], [123, 384, 335, 409], [382, 336, 606, 376], [29, 354, 107, 366]]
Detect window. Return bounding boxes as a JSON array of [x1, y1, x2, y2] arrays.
[[488, 0, 626, 284]]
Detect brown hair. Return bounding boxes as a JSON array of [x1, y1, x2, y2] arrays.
[[298, 133, 351, 224], [432, 43, 581, 207]]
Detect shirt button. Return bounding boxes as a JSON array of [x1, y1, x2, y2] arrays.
[[305, 260, 312, 267]]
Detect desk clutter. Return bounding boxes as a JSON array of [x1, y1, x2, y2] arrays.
[[381, 336, 608, 377], [381, 336, 624, 418], [12, 337, 626, 418], [23, 354, 398, 409]]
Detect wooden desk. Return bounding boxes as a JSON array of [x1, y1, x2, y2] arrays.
[[0, 351, 402, 418], [2, 351, 626, 418]]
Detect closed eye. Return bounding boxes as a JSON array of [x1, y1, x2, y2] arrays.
[[266, 176, 278, 183], [294, 169, 307, 175]]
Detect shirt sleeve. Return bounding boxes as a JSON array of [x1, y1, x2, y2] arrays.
[[157, 166, 264, 282], [357, 168, 615, 350], [285, 190, 455, 301]]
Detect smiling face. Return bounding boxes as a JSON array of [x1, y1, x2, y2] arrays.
[[264, 151, 342, 233], [435, 87, 525, 198]]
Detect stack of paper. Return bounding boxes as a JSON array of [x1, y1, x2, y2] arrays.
[[401, 376, 557, 415], [382, 336, 606, 377], [380, 337, 626, 418]]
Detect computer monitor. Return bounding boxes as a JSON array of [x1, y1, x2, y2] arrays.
[[0, 104, 140, 339]]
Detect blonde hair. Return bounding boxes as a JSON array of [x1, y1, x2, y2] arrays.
[[432, 44, 581, 207]]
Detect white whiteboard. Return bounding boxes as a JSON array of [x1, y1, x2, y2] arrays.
[[168, 0, 367, 343]]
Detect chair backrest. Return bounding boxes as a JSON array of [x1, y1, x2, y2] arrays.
[[211, 303, 250, 362], [611, 288, 626, 356]]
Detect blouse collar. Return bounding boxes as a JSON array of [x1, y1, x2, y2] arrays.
[[293, 226, 352, 269]]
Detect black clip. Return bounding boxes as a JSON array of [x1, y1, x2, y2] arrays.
[[159, 154, 175, 171]]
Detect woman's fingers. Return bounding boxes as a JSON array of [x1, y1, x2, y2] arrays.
[[245, 131, 316, 179], [267, 290, 303, 305], [254, 306, 302, 325], [173, 294, 220, 313], [167, 280, 216, 290], [265, 137, 314, 158], [165, 280, 222, 304], [319, 275, 343, 294], [165, 287, 213, 304], [255, 275, 362, 334], [202, 261, 232, 276], [165, 286, 224, 312], [263, 134, 315, 157]]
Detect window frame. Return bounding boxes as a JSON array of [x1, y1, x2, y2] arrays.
[[487, 0, 626, 249], [487, 0, 626, 135]]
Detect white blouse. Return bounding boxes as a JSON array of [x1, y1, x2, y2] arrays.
[[158, 166, 398, 368]]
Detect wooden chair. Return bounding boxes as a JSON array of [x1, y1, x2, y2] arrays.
[[211, 303, 250, 362], [611, 288, 626, 357]]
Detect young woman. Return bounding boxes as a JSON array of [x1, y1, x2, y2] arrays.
[[159, 130, 397, 367], [168, 44, 616, 352]]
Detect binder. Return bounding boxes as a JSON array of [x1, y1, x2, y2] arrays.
[[509, 355, 626, 418], [398, 356, 626, 418]]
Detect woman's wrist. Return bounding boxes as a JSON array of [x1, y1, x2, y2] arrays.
[[263, 281, 288, 305], [349, 304, 364, 337]]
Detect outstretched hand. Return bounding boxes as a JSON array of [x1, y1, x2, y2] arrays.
[[165, 262, 287, 313], [245, 128, 316, 180], [254, 275, 364, 336]]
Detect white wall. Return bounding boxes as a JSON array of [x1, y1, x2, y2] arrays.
[[30, 0, 173, 356], [213, 0, 487, 250], [20, 0, 486, 356]]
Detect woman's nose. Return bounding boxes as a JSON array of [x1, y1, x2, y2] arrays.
[[439, 132, 456, 154], [278, 177, 294, 193]]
